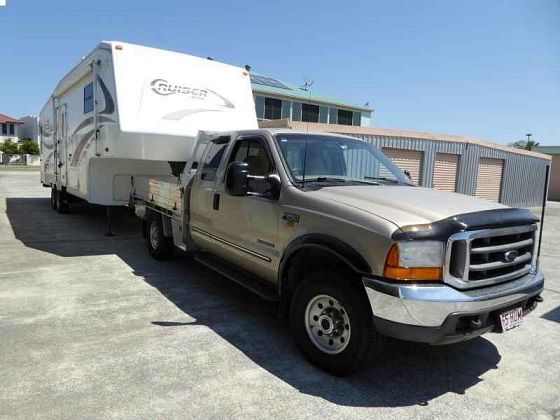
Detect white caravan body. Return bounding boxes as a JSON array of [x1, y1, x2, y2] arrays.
[[40, 41, 257, 205]]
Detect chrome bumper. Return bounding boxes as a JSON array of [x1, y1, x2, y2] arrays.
[[363, 270, 544, 328]]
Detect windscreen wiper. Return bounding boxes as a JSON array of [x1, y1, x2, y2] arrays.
[[304, 176, 347, 183], [364, 176, 401, 184], [347, 179, 380, 185]]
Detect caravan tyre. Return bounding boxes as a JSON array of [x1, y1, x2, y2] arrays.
[[56, 189, 68, 213], [50, 187, 57, 210]]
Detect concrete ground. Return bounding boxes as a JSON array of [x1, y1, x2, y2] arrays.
[[1, 168, 559, 420]]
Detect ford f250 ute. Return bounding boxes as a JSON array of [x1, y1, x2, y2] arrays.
[[132, 129, 545, 375]]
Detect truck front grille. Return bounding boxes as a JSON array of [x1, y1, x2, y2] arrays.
[[444, 224, 537, 289]]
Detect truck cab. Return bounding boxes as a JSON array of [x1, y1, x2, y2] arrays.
[[134, 128, 544, 376]]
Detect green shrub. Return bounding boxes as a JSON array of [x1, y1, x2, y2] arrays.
[[19, 140, 40, 155], [0, 139, 19, 154]]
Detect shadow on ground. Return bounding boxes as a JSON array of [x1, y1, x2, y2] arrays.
[[5, 197, 502, 408], [541, 305, 560, 324]]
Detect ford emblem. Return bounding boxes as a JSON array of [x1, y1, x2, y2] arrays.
[[504, 250, 518, 262]]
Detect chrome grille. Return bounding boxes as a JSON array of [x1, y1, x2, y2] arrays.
[[444, 224, 537, 289]]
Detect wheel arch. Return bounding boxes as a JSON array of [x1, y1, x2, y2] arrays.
[[278, 234, 371, 303], [145, 207, 173, 237]]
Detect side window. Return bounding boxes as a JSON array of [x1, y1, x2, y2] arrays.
[[200, 142, 227, 182], [231, 141, 249, 163], [9, 124, 15, 135], [84, 83, 94, 114], [229, 138, 273, 176], [229, 138, 274, 193]]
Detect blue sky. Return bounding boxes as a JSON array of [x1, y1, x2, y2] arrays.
[[0, 0, 558, 145]]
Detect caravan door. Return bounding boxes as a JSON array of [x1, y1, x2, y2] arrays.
[[55, 103, 69, 188]]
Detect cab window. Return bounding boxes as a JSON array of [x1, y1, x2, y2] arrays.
[[201, 142, 227, 182], [229, 137, 274, 193]]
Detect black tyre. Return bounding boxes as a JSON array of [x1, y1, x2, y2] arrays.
[[50, 186, 57, 210], [55, 188, 68, 213], [146, 215, 174, 260], [290, 271, 383, 376]]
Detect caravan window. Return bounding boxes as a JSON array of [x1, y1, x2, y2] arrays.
[[83, 83, 94, 114]]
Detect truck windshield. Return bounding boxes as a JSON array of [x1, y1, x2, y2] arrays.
[[274, 134, 413, 186]]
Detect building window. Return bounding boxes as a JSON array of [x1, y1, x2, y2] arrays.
[[264, 97, 282, 120], [1, 124, 6, 135], [9, 124, 14, 135], [301, 103, 319, 122], [84, 83, 94, 114], [254, 95, 265, 119], [337, 109, 353, 126], [292, 102, 302, 121]]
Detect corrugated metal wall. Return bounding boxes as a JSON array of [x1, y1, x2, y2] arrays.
[[341, 133, 549, 208]]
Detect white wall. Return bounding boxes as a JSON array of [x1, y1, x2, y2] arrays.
[[0, 124, 19, 143]]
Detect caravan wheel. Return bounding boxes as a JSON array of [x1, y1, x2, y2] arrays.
[[55, 189, 68, 213], [50, 187, 57, 210]]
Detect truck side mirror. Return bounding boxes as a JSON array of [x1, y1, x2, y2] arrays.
[[225, 161, 249, 196], [265, 174, 281, 200]]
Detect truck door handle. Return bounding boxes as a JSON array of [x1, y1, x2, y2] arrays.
[[213, 193, 220, 210]]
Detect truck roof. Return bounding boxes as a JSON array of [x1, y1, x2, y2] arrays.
[[212, 128, 362, 141]]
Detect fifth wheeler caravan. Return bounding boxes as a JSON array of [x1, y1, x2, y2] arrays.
[[40, 41, 258, 209]]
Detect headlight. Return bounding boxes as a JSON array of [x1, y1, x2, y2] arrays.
[[397, 241, 445, 267], [383, 241, 444, 281]]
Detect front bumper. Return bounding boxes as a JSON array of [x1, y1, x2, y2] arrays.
[[363, 270, 544, 345]]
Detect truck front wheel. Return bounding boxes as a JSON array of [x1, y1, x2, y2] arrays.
[[146, 215, 174, 260], [290, 272, 382, 376]]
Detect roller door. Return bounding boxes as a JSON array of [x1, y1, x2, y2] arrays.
[[433, 153, 459, 192], [475, 157, 504, 202], [382, 148, 423, 184]]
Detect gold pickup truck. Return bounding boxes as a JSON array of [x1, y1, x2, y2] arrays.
[[132, 129, 544, 376]]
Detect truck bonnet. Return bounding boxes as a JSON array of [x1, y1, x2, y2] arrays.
[[307, 185, 509, 228]]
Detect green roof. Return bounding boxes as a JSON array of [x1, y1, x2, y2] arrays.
[[250, 73, 373, 112], [533, 146, 560, 155]]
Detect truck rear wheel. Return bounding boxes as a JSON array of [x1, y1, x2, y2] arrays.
[[290, 272, 382, 376], [147, 215, 174, 260]]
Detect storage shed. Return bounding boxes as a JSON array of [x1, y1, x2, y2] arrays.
[[260, 119, 551, 208]]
